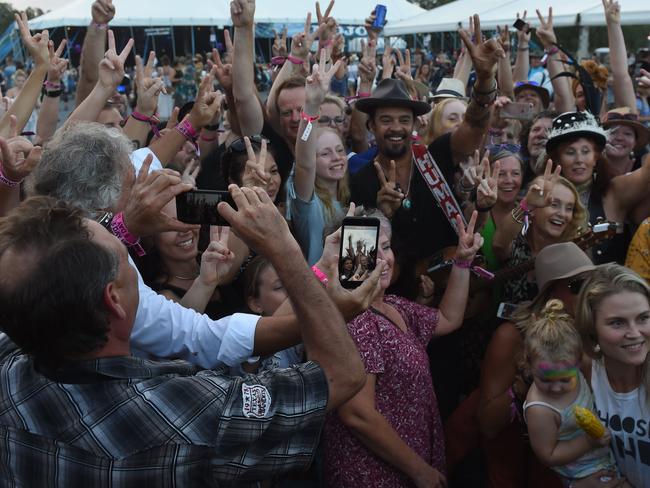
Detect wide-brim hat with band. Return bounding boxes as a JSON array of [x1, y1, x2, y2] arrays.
[[355, 78, 431, 116], [529, 242, 596, 308], [514, 80, 550, 109], [601, 106, 650, 150], [546, 111, 609, 153], [431, 77, 468, 102]]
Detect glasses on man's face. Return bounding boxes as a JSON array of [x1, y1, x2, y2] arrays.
[[486, 143, 521, 154], [226, 135, 265, 153], [567, 277, 586, 295], [318, 115, 345, 126], [605, 113, 639, 122]]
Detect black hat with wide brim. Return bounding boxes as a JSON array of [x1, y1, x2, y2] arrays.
[[546, 111, 609, 153], [355, 78, 431, 116]]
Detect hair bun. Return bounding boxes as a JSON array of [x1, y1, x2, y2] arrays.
[[541, 299, 566, 320]]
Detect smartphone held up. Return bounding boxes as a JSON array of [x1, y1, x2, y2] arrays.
[[176, 189, 235, 226], [339, 217, 380, 289]]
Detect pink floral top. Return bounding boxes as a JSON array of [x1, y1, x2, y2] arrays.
[[324, 295, 445, 487]]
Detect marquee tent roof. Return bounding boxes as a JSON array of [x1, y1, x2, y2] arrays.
[[28, 0, 425, 29], [384, 0, 650, 35]]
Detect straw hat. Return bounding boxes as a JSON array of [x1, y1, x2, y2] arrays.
[[431, 78, 467, 102]]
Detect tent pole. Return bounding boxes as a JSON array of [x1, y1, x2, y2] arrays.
[[129, 26, 136, 58], [191, 26, 195, 57], [577, 26, 589, 61], [64, 26, 72, 67], [171, 26, 176, 60]]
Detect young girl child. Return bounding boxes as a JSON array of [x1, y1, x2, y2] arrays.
[[522, 299, 623, 486]]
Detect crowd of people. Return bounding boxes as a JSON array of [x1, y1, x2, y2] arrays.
[[0, 0, 649, 486]]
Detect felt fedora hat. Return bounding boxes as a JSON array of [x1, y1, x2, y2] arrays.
[[355, 78, 431, 116], [601, 107, 650, 150], [532, 242, 595, 302]]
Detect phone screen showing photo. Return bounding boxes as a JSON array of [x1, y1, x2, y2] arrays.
[[339, 217, 380, 289], [175, 190, 234, 226]]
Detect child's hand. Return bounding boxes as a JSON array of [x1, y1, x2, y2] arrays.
[[588, 428, 612, 449]]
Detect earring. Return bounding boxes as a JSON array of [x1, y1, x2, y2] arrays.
[[594, 344, 601, 353], [630, 151, 635, 160]]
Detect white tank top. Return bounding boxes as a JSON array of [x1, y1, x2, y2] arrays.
[[591, 360, 650, 487]]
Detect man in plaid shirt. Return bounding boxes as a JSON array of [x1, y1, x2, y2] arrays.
[[0, 188, 369, 486]]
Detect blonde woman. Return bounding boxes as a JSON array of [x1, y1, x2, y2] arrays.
[[576, 264, 650, 488], [290, 53, 349, 264], [422, 97, 467, 145]]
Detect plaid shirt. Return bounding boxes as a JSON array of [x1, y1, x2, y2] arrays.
[[0, 334, 328, 487]]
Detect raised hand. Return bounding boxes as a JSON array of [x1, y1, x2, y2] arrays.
[[98, 30, 134, 91], [358, 39, 377, 84], [291, 12, 325, 63], [454, 211, 483, 263], [47, 39, 68, 83], [91, 0, 115, 25], [188, 68, 224, 128], [316, 0, 337, 43], [458, 14, 505, 80], [394, 48, 416, 95], [14, 12, 49, 67], [382, 44, 396, 80], [0, 118, 41, 182], [210, 31, 234, 91], [242, 136, 270, 188], [515, 11, 531, 44], [230, 0, 255, 28], [181, 158, 201, 187], [476, 157, 499, 209], [272, 27, 288, 58], [199, 226, 235, 287], [602, 0, 621, 24], [122, 154, 197, 237], [305, 49, 342, 109], [364, 7, 381, 44], [535, 7, 557, 49], [374, 160, 404, 218], [525, 159, 562, 209], [135, 51, 163, 116], [459, 149, 484, 190], [496, 25, 510, 54]]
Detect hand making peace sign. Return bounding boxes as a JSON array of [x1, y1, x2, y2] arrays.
[[374, 160, 405, 219], [453, 211, 484, 263]]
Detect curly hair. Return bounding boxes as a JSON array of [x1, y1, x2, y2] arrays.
[[572, 60, 609, 93]]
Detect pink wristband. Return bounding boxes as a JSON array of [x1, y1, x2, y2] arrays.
[[357, 92, 371, 98], [131, 111, 161, 138], [0, 163, 22, 187], [175, 118, 199, 141], [91, 22, 108, 30], [44, 80, 61, 90], [311, 265, 329, 285], [452, 258, 473, 269], [110, 212, 145, 257]]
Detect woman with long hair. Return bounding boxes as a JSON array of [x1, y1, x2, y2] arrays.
[[290, 54, 349, 264]]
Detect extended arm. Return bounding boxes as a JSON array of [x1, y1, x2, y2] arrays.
[[512, 12, 531, 83], [603, 0, 636, 110], [75, 0, 115, 106], [231, 0, 264, 135], [496, 26, 514, 100]]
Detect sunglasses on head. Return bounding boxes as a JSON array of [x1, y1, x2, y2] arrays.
[[605, 113, 639, 122], [567, 277, 586, 295], [515, 81, 541, 88], [486, 143, 521, 154], [226, 135, 265, 153]]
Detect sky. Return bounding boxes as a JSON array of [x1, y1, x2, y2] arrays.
[[12, 0, 69, 12]]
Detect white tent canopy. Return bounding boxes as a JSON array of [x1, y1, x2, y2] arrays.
[[384, 0, 650, 35], [28, 0, 425, 29]]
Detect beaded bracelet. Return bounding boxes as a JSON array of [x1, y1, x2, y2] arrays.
[[0, 163, 22, 188]]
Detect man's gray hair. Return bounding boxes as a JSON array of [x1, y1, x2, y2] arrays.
[[27, 122, 134, 213]]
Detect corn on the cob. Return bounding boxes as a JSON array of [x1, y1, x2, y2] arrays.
[[574, 405, 605, 438]]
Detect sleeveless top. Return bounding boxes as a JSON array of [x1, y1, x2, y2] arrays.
[[591, 360, 650, 488], [524, 372, 615, 480]]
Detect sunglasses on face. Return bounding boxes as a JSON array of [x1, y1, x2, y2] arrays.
[[486, 143, 521, 154], [567, 277, 586, 295], [318, 115, 346, 125]]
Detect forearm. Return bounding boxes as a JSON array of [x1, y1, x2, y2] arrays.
[[178, 280, 216, 313], [512, 44, 529, 83], [75, 25, 107, 106], [122, 117, 151, 148], [547, 53, 575, 113], [0, 65, 47, 136], [35, 92, 60, 144], [498, 55, 514, 100], [344, 406, 433, 481], [450, 76, 494, 162], [66, 82, 113, 125], [147, 125, 188, 166], [198, 127, 220, 159], [453, 50, 472, 88], [436, 264, 470, 335], [492, 211, 521, 261], [233, 24, 264, 135], [268, 244, 364, 410], [606, 23, 637, 110], [294, 106, 318, 201], [478, 388, 517, 439]]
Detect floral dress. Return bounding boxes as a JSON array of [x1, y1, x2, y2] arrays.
[[502, 233, 538, 304], [324, 295, 445, 487]]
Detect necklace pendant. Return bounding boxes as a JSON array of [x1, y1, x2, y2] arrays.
[[402, 197, 412, 210]]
